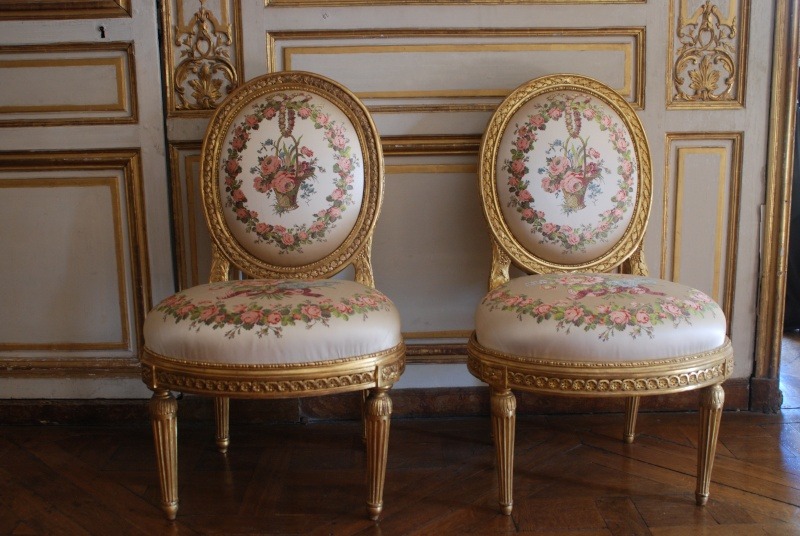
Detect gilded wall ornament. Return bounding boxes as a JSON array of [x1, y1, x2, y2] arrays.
[[169, 0, 239, 112], [670, 0, 749, 107]]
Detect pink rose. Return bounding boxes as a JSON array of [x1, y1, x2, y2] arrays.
[[567, 233, 581, 245], [583, 108, 596, 120], [331, 188, 345, 200], [255, 223, 269, 234], [541, 177, 558, 193], [264, 108, 276, 119], [272, 171, 296, 194], [561, 172, 584, 194], [518, 189, 533, 202], [616, 137, 629, 151], [602, 115, 612, 128], [622, 160, 633, 175], [564, 306, 584, 322], [266, 311, 282, 324], [335, 303, 353, 313], [548, 108, 563, 120], [261, 155, 281, 175], [530, 115, 545, 128], [302, 304, 322, 319], [548, 156, 569, 176], [225, 159, 239, 175], [636, 310, 651, 324], [316, 113, 329, 125], [281, 233, 295, 245], [298, 231, 308, 240], [240, 310, 262, 325], [310, 221, 325, 233], [616, 189, 627, 201], [511, 159, 526, 174], [521, 208, 534, 219], [588, 148, 601, 159], [516, 137, 531, 151], [534, 304, 552, 315], [300, 146, 314, 157], [298, 107, 311, 118], [609, 310, 631, 325], [663, 303, 683, 317], [232, 189, 246, 202], [598, 305, 611, 314], [332, 135, 346, 150], [542, 223, 557, 234], [328, 207, 341, 220]]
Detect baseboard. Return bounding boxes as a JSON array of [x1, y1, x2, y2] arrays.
[[0, 378, 750, 425]]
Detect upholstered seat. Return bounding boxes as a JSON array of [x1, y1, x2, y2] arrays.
[[140, 71, 405, 521], [467, 74, 733, 515]]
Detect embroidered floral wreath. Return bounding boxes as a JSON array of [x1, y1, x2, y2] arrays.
[[503, 93, 637, 254], [222, 92, 359, 254], [155, 280, 394, 339], [483, 274, 718, 341]]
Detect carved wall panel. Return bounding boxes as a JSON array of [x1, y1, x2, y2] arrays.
[[162, 0, 243, 117], [667, 0, 750, 108], [0, 42, 136, 127], [661, 133, 743, 325], [0, 151, 149, 375]]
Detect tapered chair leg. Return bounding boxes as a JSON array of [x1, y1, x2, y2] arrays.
[[214, 396, 230, 453], [365, 386, 392, 520], [491, 388, 516, 515], [624, 396, 640, 444], [149, 389, 179, 520], [696, 383, 725, 506], [361, 389, 369, 443]]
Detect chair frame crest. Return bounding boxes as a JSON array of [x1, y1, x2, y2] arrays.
[[479, 73, 653, 285]]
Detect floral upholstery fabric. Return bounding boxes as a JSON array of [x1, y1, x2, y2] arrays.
[[144, 279, 402, 365], [220, 91, 364, 267], [475, 273, 727, 362], [496, 91, 638, 264]]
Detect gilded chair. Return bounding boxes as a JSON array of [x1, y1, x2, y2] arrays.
[[140, 71, 405, 520], [467, 74, 733, 515]]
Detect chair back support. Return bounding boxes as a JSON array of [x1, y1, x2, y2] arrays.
[[480, 74, 652, 278], [201, 71, 383, 281]]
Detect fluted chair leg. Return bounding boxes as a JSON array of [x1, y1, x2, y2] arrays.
[[214, 396, 230, 453], [624, 396, 640, 444], [361, 389, 369, 443], [696, 383, 725, 505], [365, 386, 392, 520], [491, 388, 516, 515], [149, 389, 179, 520]]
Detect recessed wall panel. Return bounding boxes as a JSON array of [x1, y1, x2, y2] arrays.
[[0, 43, 136, 126]]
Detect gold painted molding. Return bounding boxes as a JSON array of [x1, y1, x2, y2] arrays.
[[667, 0, 750, 109], [0, 42, 137, 127], [0, 0, 130, 19], [266, 0, 644, 5], [267, 27, 645, 111], [0, 150, 150, 376], [755, 0, 799, 380], [661, 132, 743, 330], [162, 0, 244, 117]]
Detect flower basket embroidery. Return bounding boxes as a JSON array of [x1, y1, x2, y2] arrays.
[[503, 92, 637, 254], [223, 92, 359, 254]]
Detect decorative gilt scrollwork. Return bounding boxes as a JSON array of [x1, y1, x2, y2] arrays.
[[672, 0, 746, 105], [172, 1, 238, 111]]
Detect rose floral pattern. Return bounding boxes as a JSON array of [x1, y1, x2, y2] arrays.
[[223, 92, 359, 254], [482, 274, 719, 341], [154, 279, 394, 339], [502, 92, 637, 254]]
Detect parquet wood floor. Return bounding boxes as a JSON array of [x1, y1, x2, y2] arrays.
[[2, 407, 800, 535]]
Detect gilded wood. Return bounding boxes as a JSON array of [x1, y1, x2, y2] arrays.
[[490, 388, 516, 515], [621, 247, 648, 277], [696, 383, 725, 505], [489, 238, 512, 290], [214, 396, 230, 453], [478, 74, 652, 275], [623, 396, 640, 443], [149, 389, 178, 520], [365, 387, 392, 520]]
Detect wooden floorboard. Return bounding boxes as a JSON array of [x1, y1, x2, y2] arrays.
[[2, 409, 800, 535]]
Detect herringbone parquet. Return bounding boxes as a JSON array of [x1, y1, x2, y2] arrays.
[[2, 407, 800, 535]]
